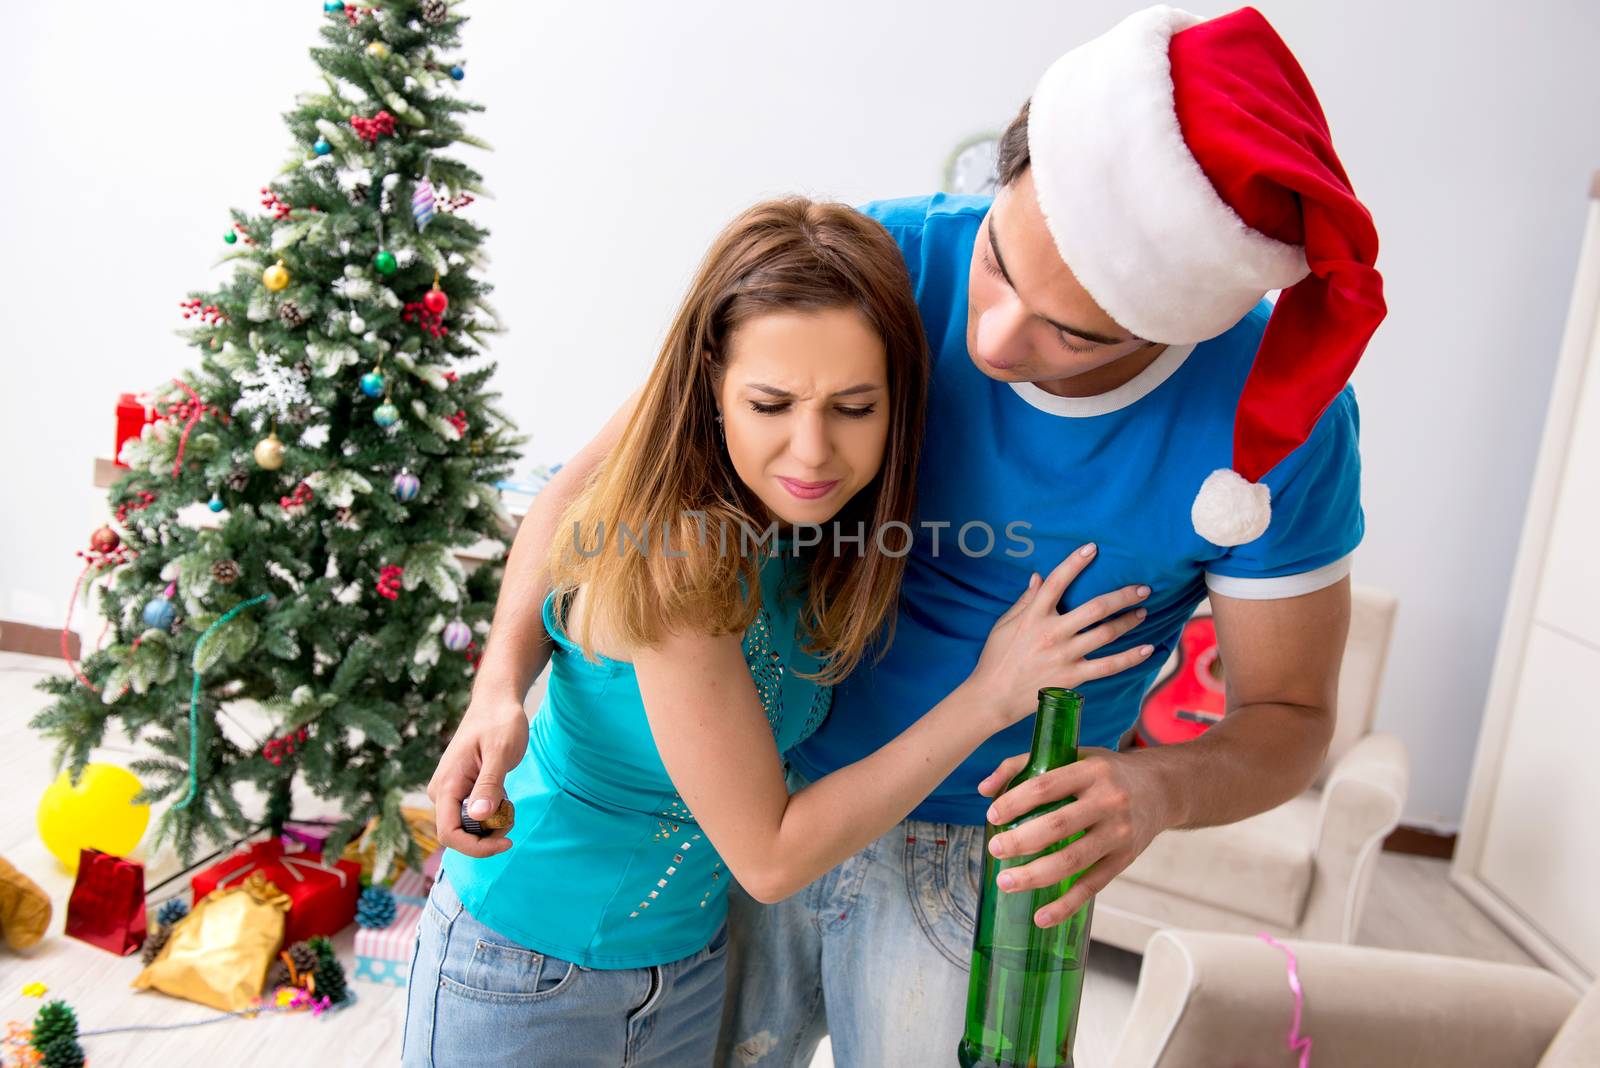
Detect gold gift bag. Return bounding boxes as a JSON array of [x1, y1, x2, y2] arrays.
[[133, 872, 290, 1011]]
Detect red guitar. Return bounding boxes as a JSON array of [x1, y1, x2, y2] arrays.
[[1136, 615, 1227, 747]]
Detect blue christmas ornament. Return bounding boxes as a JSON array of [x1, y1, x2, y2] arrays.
[[208, 492, 225, 513], [323, 1, 345, 12], [392, 470, 421, 502], [313, 138, 332, 156], [449, 64, 465, 81], [360, 370, 385, 398], [143, 597, 177, 631], [374, 401, 400, 428]]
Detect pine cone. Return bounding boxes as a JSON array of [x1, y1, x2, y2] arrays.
[[287, 939, 320, 977], [281, 403, 313, 426], [141, 923, 172, 965], [356, 885, 397, 929], [350, 182, 370, 206], [292, 358, 312, 379], [36, 1035, 85, 1068], [421, 0, 448, 24], [310, 936, 350, 1004], [224, 465, 251, 492], [265, 957, 293, 992], [278, 301, 307, 329], [211, 559, 241, 585], [156, 897, 189, 928], [30, 1001, 77, 1049]]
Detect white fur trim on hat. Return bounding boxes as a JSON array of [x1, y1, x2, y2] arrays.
[[1028, 5, 1311, 344], [1192, 468, 1271, 546]]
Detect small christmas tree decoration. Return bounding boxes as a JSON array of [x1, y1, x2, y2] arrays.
[[373, 401, 399, 427], [262, 259, 290, 291], [442, 620, 471, 651], [449, 64, 465, 81], [223, 230, 238, 245], [355, 885, 396, 929], [278, 301, 307, 329], [421, 0, 448, 25], [90, 526, 120, 553], [347, 310, 367, 334], [156, 897, 189, 927], [359, 367, 385, 398], [365, 40, 389, 60], [412, 178, 435, 232], [253, 431, 286, 470], [223, 464, 251, 492], [324, 0, 346, 11], [392, 470, 420, 502], [142, 593, 177, 631], [373, 249, 398, 275], [211, 559, 241, 585], [207, 491, 225, 513], [312, 138, 332, 156]]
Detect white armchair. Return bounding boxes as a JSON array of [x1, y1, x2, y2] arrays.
[[1109, 930, 1594, 1068], [1093, 584, 1407, 951]]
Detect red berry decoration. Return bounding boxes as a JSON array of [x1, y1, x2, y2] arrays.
[[349, 110, 397, 144], [263, 726, 310, 766], [279, 482, 315, 515], [375, 564, 404, 601]]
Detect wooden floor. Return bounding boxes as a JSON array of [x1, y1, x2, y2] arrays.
[[0, 651, 1536, 1066]]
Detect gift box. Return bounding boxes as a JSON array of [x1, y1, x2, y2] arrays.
[[114, 392, 157, 468], [352, 848, 440, 986], [190, 839, 359, 944], [279, 820, 337, 854], [65, 848, 147, 955]]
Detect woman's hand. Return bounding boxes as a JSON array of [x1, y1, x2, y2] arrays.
[[427, 693, 529, 858], [966, 543, 1153, 731]]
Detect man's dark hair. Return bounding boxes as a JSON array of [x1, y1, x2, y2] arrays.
[[995, 100, 1031, 187]]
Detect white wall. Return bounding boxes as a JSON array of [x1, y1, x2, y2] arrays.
[[4, 1, 1598, 828]]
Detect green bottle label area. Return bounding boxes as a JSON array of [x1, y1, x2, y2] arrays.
[[959, 688, 1093, 1068]]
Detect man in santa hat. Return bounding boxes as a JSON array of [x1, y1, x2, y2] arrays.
[[432, 5, 1385, 1063]]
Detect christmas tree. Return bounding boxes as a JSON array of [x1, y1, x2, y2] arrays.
[[32, 0, 522, 873]]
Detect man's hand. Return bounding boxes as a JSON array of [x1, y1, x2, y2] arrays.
[[427, 695, 529, 858], [977, 748, 1175, 927]]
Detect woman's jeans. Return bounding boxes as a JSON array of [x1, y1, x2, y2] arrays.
[[403, 872, 730, 1067]]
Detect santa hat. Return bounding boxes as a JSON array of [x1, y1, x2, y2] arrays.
[[1028, 5, 1386, 546]]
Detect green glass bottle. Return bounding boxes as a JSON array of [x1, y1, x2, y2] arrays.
[[959, 687, 1094, 1068]]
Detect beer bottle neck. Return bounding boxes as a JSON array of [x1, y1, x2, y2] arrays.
[[1026, 691, 1082, 775]]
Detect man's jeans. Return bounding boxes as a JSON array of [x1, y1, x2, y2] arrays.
[[716, 769, 987, 1067]]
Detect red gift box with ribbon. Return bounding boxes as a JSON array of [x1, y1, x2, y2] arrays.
[[114, 392, 157, 468], [190, 839, 360, 943]]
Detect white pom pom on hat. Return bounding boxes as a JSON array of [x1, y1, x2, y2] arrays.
[[1191, 469, 1272, 547]]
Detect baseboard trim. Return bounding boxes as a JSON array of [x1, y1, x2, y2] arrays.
[[1384, 824, 1457, 859], [0, 620, 78, 660]]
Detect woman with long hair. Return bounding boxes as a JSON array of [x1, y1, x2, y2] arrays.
[[403, 198, 1152, 1067]]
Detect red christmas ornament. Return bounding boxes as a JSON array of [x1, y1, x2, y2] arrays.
[[90, 526, 121, 553], [423, 286, 448, 315]]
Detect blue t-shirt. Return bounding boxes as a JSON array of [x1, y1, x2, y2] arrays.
[[788, 194, 1363, 825], [444, 552, 832, 968]]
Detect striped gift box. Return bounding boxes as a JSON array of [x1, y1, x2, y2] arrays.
[[353, 901, 424, 986], [391, 866, 431, 907]]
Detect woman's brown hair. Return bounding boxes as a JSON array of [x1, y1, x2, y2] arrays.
[[547, 197, 929, 685]]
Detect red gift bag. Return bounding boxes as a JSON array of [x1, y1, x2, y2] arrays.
[[190, 839, 360, 943], [65, 848, 148, 956]]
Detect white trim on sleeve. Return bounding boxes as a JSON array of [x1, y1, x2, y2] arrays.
[[1204, 554, 1353, 601]]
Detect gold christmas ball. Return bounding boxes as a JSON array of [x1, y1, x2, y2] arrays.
[[366, 41, 390, 59], [253, 433, 286, 470], [262, 260, 291, 292]]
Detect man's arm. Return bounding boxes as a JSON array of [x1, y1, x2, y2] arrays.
[[977, 576, 1350, 927], [426, 387, 641, 857]]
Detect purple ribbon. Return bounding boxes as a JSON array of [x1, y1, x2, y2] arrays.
[[1259, 933, 1312, 1067]]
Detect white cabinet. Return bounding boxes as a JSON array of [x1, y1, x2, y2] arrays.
[[1454, 176, 1600, 986]]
